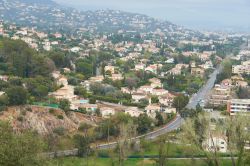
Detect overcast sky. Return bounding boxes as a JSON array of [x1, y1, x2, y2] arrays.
[[54, 0, 250, 31]]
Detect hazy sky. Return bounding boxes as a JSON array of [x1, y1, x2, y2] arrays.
[[54, 0, 250, 31]]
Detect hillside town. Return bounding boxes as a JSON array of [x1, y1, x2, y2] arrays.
[[0, 0, 250, 165]]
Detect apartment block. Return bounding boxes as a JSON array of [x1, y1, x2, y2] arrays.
[[227, 99, 250, 115]]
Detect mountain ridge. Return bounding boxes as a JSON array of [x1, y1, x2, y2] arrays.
[[0, 0, 202, 38], [19, 0, 56, 5]]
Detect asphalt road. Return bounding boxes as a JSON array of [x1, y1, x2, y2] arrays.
[[186, 66, 222, 109], [96, 115, 183, 149], [46, 66, 221, 155], [45, 115, 183, 157]]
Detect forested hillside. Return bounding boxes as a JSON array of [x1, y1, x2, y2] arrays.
[[0, 39, 55, 77], [0, 39, 58, 107]]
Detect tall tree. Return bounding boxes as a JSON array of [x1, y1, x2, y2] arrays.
[[6, 86, 28, 105], [172, 94, 189, 112]]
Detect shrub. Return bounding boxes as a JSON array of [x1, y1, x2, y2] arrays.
[[17, 116, 24, 122], [26, 107, 32, 112], [53, 127, 65, 136], [21, 110, 27, 116], [57, 115, 64, 120], [49, 109, 55, 114]]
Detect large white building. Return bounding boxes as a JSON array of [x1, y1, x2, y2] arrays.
[[227, 99, 250, 115]]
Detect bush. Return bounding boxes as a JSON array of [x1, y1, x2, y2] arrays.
[[49, 109, 55, 114], [0, 106, 7, 112], [21, 110, 27, 116], [59, 99, 70, 112], [26, 107, 32, 112], [6, 86, 28, 106], [57, 115, 64, 120], [53, 127, 65, 136], [17, 116, 24, 122], [89, 97, 96, 104], [78, 108, 87, 114]]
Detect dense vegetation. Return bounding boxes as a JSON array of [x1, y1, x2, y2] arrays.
[[0, 39, 58, 108], [0, 39, 55, 77]]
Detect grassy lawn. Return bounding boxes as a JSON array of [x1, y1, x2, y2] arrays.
[[98, 141, 206, 158], [48, 137, 232, 166], [48, 157, 233, 166]]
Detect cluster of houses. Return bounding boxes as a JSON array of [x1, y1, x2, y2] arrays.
[[122, 77, 177, 118], [49, 67, 177, 119], [232, 60, 250, 75], [49, 71, 176, 119]]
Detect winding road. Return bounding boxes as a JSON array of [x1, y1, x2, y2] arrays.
[[97, 115, 183, 149], [46, 65, 221, 157], [46, 116, 183, 157], [97, 65, 221, 149]]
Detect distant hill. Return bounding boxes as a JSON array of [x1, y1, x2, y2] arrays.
[[0, 0, 202, 38], [19, 0, 56, 5]]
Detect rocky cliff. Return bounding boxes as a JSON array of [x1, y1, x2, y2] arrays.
[[0, 105, 99, 135]]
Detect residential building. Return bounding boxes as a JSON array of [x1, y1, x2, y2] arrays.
[[49, 85, 77, 102], [0, 75, 8, 81], [168, 64, 189, 75], [166, 58, 174, 64], [208, 84, 231, 107], [145, 64, 162, 74], [152, 89, 168, 96], [132, 93, 147, 103], [135, 63, 146, 71], [149, 78, 161, 84], [203, 61, 213, 69], [163, 107, 176, 114], [190, 61, 196, 68], [235, 80, 248, 87], [124, 107, 144, 117], [145, 104, 161, 118], [100, 107, 115, 118], [138, 85, 153, 94], [227, 99, 250, 115], [79, 104, 98, 112], [191, 67, 205, 77], [232, 60, 250, 75], [57, 76, 68, 86], [220, 79, 232, 88], [71, 47, 81, 53], [159, 93, 176, 107]]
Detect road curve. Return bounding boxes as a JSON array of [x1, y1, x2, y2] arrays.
[[45, 115, 183, 158], [96, 115, 182, 149]]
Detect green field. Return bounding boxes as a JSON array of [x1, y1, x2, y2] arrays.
[[48, 141, 233, 166], [48, 157, 232, 166]]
